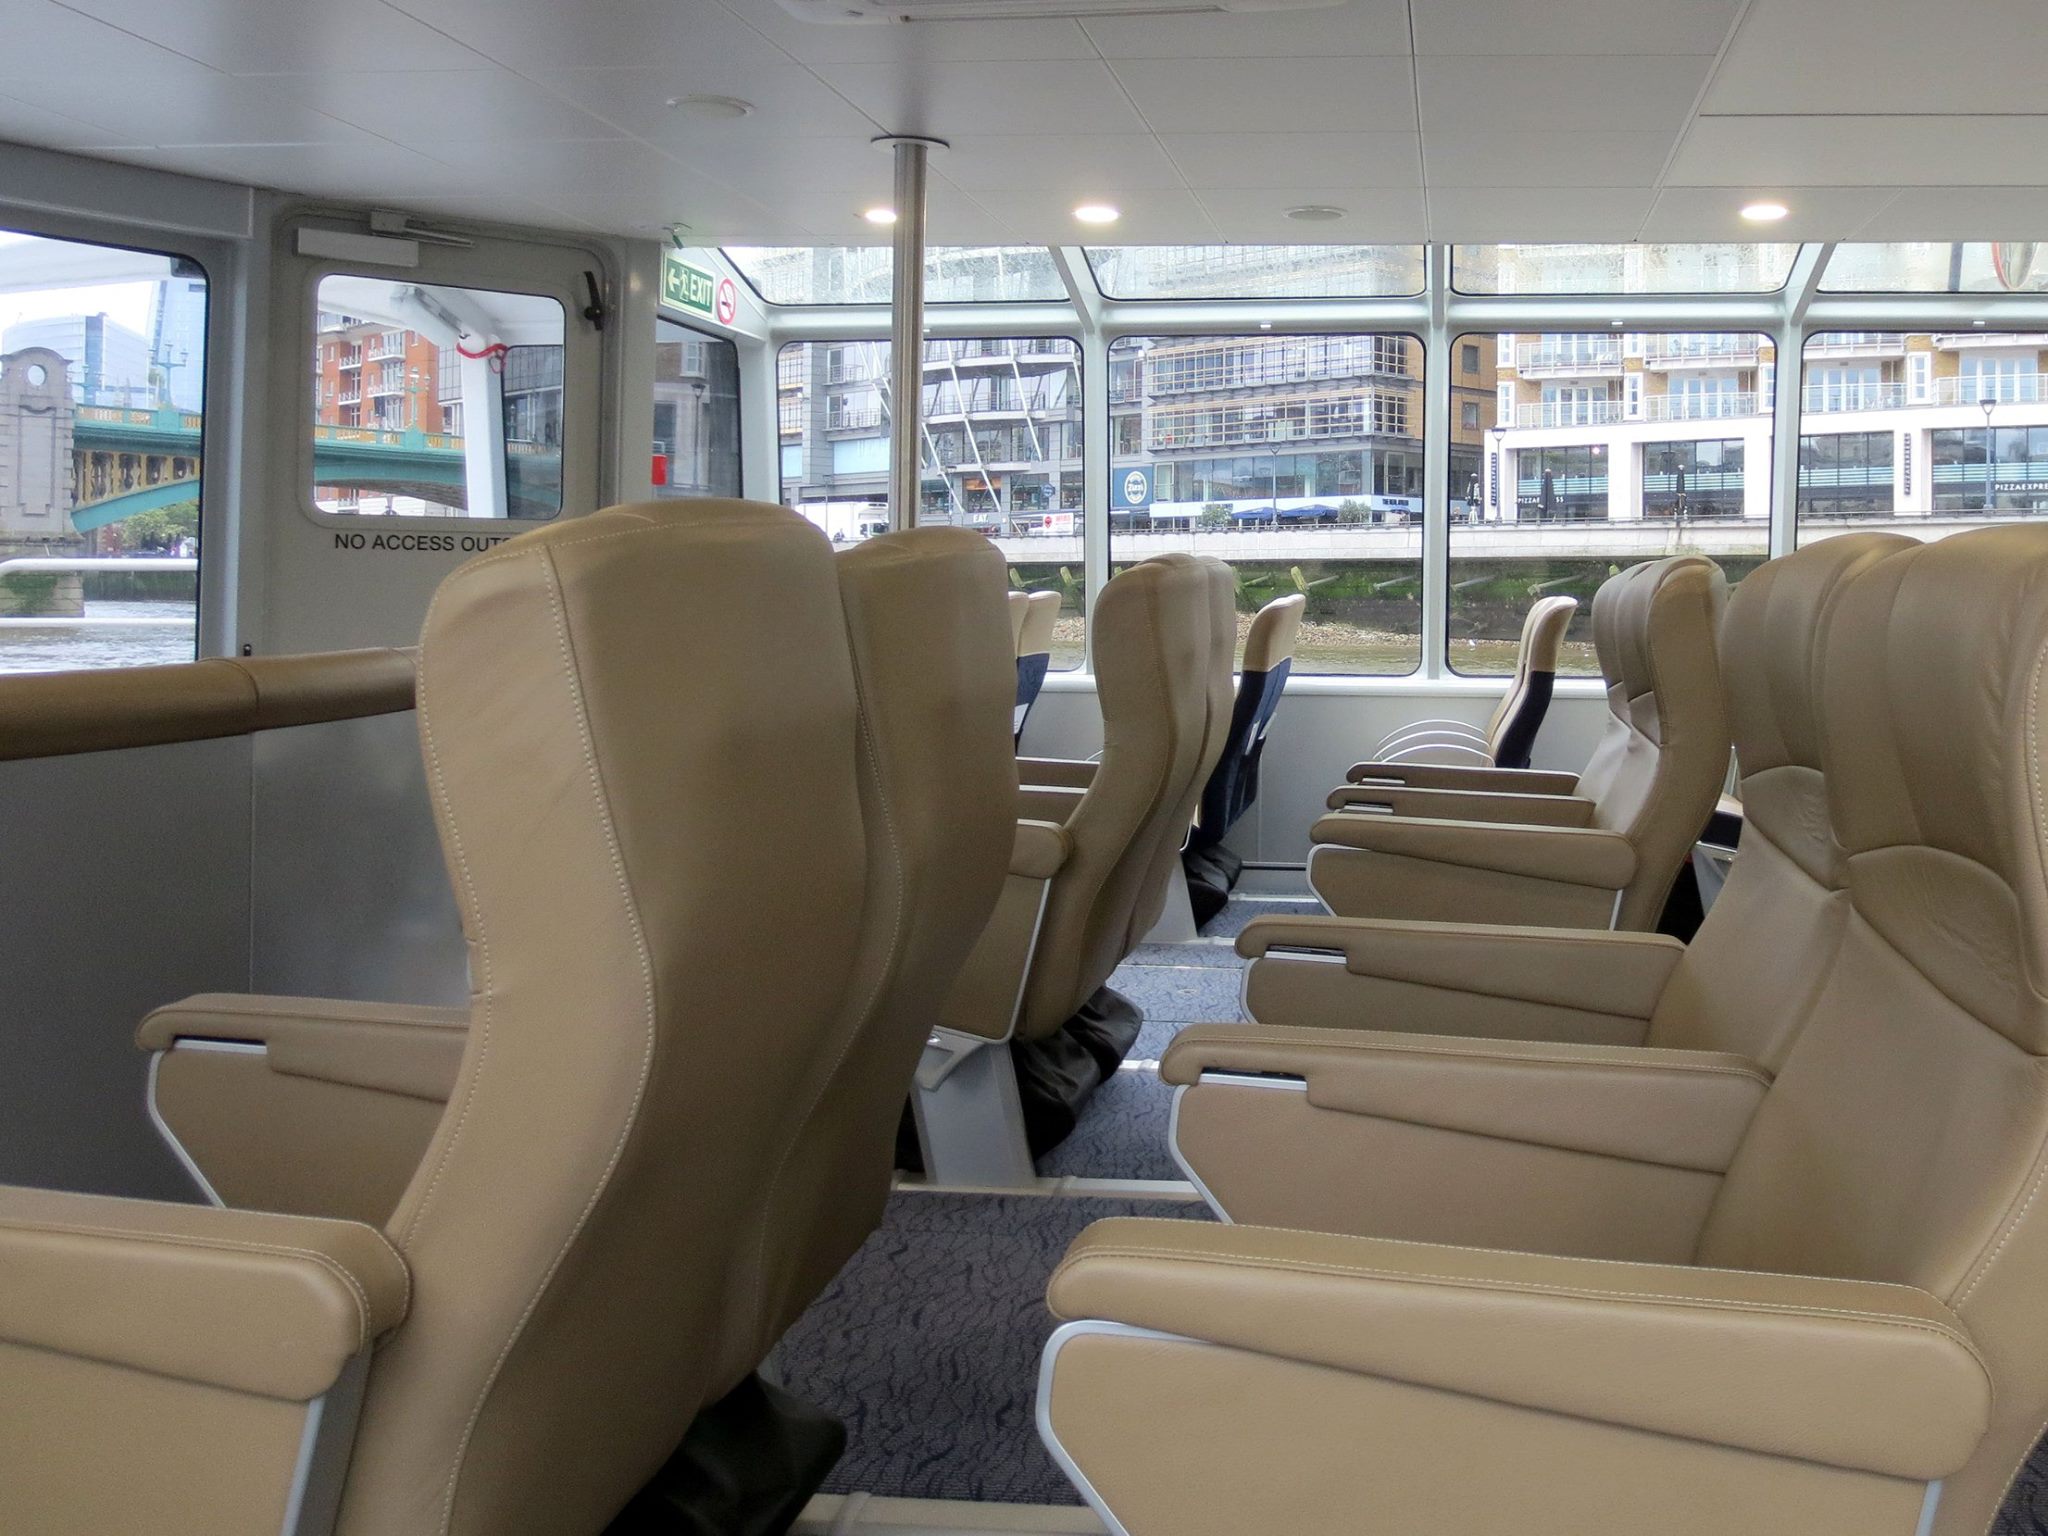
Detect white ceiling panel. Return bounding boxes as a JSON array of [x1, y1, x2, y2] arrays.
[[937, 134, 1187, 192], [1426, 185, 1658, 242], [0, 0, 218, 82], [381, 0, 797, 74], [815, 59, 1148, 138], [1855, 187, 2048, 240], [1193, 185, 1427, 242], [381, 192, 602, 232], [115, 139, 479, 200], [0, 89, 138, 150], [1418, 55, 1712, 134], [1111, 57, 1417, 135], [712, 0, 1097, 64], [59, 0, 494, 75], [1642, 184, 1900, 241], [275, 70, 626, 146], [1413, 0, 1739, 57], [1425, 129, 1677, 188], [1161, 132, 1421, 188], [1081, 1, 1410, 59], [660, 136, 902, 200], [985, 187, 1220, 244], [0, 73, 378, 146], [776, 183, 1020, 244], [532, 65, 880, 143], [1706, 0, 2048, 116], [422, 137, 694, 197], [1669, 116, 2048, 188]]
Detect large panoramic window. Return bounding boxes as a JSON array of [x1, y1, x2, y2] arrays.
[[1085, 246, 1425, 301], [1451, 330, 1773, 676], [652, 319, 740, 500], [1453, 244, 1799, 296], [1797, 330, 2048, 539], [1821, 243, 2048, 294], [0, 228, 206, 674], [1106, 331, 1426, 676], [311, 275, 564, 520], [776, 335, 1085, 668], [725, 247, 1065, 306]]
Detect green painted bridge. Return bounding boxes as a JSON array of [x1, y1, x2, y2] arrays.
[[68, 406, 561, 526]]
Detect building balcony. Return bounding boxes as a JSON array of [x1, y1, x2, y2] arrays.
[[1641, 391, 1765, 421], [1804, 333, 1907, 358], [1932, 332, 2048, 350], [337, 388, 362, 405], [1640, 337, 1760, 368], [1512, 399, 1626, 428], [1935, 373, 2048, 406], [826, 407, 883, 431], [1802, 381, 1907, 413], [1513, 341, 1623, 377]]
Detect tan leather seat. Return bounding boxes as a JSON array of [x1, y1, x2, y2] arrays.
[[1010, 587, 1061, 742], [1165, 531, 1915, 1240], [0, 500, 1016, 1536], [1039, 525, 2048, 1536], [917, 553, 1225, 1180], [1367, 593, 1576, 770], [1313, 555, 1729, 932]]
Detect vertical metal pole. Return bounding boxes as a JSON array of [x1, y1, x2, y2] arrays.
[[886, 136, 933, 531]]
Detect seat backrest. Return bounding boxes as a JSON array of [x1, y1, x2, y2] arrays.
[[1485, 594, 1576, 770], [1694, 525, 2048, 1534], [1645, 533, 1915, 1066], [1575, 555, 1731, 930], [1016, 554, 1215, 1041], [1012, 588, 1061, 741], [745, 525, 1016, 1357], [1127, 555, 1237, 947], [1192, 592, 1305, 851], [337, 501, 881, 1535]]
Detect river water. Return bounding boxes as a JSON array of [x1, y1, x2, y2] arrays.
[[0, 601, 199, 675]]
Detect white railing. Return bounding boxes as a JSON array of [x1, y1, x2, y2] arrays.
[[1514, 341, 1622, 375], [1513, 399, 1625, 428], [1805, 334, 1906, 357], [1640, 337, 1760, 366], [0, 557, 197, 629], [1802, 381, 1908, 413], [1935, 373, 2048, 406], [1641, 391, 1764, 421]]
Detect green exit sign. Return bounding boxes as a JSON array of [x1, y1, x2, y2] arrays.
[[662, 253, 719, 318]]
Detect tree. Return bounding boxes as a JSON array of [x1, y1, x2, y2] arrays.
[[1198, 502, 1231, 530], [113, 500, 199, 553]]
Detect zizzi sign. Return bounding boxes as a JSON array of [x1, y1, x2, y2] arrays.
[[661, 253, 738, 328]]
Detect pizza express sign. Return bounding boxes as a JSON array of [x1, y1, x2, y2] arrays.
[[661, 253, 740, 327]]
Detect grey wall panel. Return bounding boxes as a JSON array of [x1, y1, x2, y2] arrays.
[[0, 739, 253, 1199], [251, 712, 466, 1008]]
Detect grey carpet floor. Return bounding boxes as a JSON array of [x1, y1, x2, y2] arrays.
[[769, 1191, 1209, 1505]]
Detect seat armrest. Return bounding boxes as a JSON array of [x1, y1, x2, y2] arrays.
[[0, 1184, 408, 1401], [1018, 784, 1086, 825], [1048, 1218, 1990, 1481], [1235, 917, 1682, 1023], [1010, 817, 1072, 880], [1312, 813, 1636, 890], [1161, 1025, 1765, 1172], [1345, 761, 1581, 795], [1017, 755, 1098, 790], [1326, 783, 1597, 825], [138, 993, 468, 1100]]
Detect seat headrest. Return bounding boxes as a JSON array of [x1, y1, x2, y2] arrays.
[[1017, 588, 1061, 658], [1590, 555, 1728, 744], [1821, 525, 2048, 1052], [1719, 534, 1917, 886], [1243, 594, 1306, 673], [1522, 595, 1577, 674], [1008, 589, 1031, 649]]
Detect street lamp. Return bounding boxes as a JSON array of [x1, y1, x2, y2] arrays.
[[1982, 397, 1998, 514]]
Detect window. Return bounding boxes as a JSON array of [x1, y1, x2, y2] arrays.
[[653, 319, 740, 500], [1453, 244, 1799, 295], [0, 228, 207, 674], [1821, 243, 2048, 294], [1452, 330, 1772, 675], [1798, 331, 2048, 539], [1461, 343, 1481, 374], [724, 246, 1065, 305], [312, 275, 565, 520], [1083, 245, 1425, 300], [1107, 331, 1428, 676], [776, 336, 1086, 669], [1462, 401, 1481, 430]]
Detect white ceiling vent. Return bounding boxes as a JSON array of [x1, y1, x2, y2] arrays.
[[775, 0, 1343, 22]]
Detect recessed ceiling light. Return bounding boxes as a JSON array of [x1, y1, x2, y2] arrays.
[[1258, 321, 1273, 330], [1974, 318, 1988, 326], [1285, 204, 1347, 223], [1073, 203, 1120, 225], [1740, 199, 1790, 223], [863, 206, 897, 225], [666, 94, 754, 121], [1610, 319, 1625, 328]]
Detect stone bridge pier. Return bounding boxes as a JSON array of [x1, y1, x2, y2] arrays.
[[0, 345, 85, 617]]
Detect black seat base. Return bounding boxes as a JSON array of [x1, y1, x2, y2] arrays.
[[606, 1374, 846, 1536]]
